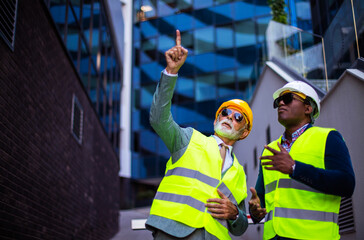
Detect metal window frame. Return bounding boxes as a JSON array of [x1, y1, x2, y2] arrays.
[[71, 94, 84, 144], [0, 0, 19, 51]]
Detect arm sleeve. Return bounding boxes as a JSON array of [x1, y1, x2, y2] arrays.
[[227, 200, 248, 236], [291, 131, 356, 197], [249, 165, 266, 224], [149, 72, 192, 157]]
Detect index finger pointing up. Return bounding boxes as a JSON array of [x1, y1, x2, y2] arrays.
[[176, 29, 181, 46]]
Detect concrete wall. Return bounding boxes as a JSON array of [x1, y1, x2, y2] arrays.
[[0, 1, 119, 239], [316, 69, 364, 239]]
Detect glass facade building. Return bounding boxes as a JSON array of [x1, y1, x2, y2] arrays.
[[131, 0, 272, 179], [45, 0, 122, 153]]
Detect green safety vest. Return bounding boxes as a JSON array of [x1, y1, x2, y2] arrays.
[[150, 129, 247, 240], [262, 127, 341, 240]]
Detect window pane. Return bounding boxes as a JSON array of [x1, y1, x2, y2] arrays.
[[216, 49, 235, 71], [196, 74, 216, 101], [212, 4, 233, 25], [216, 24, 233, 49], [234, 2, 255, 20], [194, 0, 213, 10], [195, 53, 215, 74], [218, 70, 235, 97], [140, 19, 158, 38], [177, 0, 193, 11], [140, 84, 156, 108], [158, 0, 176, 17], [141, 38, 157, 63], [256, 16, 271, 43], [194, 27, 214, 54], [176, 76, 194, 102], [176, 13, 194, 32], [235, 20, 256, 47], [194, 8, 214, 28]]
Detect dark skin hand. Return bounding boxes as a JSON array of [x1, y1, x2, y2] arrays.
[[248, 187, 267, 219], [260, 142, 295, 174], [206, 189, 238, 220]]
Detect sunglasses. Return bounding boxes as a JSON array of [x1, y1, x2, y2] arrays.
[[273, 92, 308, 108], [221, 108, 245, 123]]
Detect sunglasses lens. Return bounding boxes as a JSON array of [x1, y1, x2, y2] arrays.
[[273, 93, 293, 108], [221, 108, 230, 116], [234, 113, 244, 122], [221, 108, 244, 123]]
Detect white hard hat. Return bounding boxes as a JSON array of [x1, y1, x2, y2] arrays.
[[273, 81, 320, 120]]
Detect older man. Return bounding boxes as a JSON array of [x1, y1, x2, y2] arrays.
[[249, 81, 355, 240], [146, 30, 253, 240]]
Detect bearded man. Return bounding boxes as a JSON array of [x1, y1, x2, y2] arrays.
[[145, 30, 253, 240]]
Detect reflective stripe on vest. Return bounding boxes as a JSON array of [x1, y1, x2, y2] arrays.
[[262, 127, 340, 240], [163, 167, 239, 207], [265, 179, 324, 195], [265, 208, 339, 223], [150, 129, 247, 240]]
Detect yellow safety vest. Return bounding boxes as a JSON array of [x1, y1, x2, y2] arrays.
[[150, 129, 247, 240], [262, 127, 341, 240]]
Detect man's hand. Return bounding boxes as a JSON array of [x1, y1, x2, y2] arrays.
[[205, 189, 238, 220], [260, 142, 295, 174], [165, 30, 188, 74], [248, 187, 267, 220]]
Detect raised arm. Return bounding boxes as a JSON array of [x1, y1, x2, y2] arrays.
[[149, 30, 190, 155]]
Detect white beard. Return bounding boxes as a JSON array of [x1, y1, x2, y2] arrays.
[[214, 118, 244, 140]]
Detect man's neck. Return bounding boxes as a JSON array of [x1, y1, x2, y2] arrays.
[[284, 122, 310, 141], [214, 134, 236, 146]]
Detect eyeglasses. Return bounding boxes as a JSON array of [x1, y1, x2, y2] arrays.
[[221, 108, 245, 123], [273, 92, 308, 108]]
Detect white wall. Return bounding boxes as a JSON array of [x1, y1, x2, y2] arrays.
[[316, 69, 364, 239]]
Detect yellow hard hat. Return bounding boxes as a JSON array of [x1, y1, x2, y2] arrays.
[[215, 99, 253, 132]]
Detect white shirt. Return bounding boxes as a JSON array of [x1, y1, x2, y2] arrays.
[[212, 135, 233, 173]]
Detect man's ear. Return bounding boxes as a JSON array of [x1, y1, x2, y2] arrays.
[[214, 118, 217, 126], [304, 104, 313, 115], [239, 129, 249, 140]]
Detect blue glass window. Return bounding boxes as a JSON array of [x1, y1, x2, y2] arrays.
[[175, 103, 196, 124], [216, 49, 235, 71], [234, 2, 255, 20], [158, 34, 174, 52], [141, 38, 157, 63], [140, 84, 156, 108], [177, 0, 193, 11], [216, 24, 233, 49], [195, 53, 215, 74], [196, 74, 216, 101], [140, 19, 158, 38], [194, 27, 214, 54], [218, 70, 235, 97], [159, 15, 176, 35], [235, 20, 256, 48], [158, 0, 176, 17], [176, 76, 194, 102], [257, 16, 271, 43], [176, 13, 194, 32], [194, 0, 213, 10], [196, 100, 216, 123], [255, 3, 271, 16], [212, 4, 233, 25], [194, 8, 214, 28], [140, 62, 163, 84]]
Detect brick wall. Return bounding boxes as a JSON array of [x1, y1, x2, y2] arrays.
[[0, 1, 120, 239]]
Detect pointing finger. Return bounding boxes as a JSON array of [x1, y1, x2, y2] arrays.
[[176, 29, 181, 46]]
